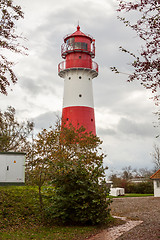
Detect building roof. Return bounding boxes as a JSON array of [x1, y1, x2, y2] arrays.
[[129, 177, 148, 183], [64, 25, 93, 42], [150, 169, 160, 179], [0, 152, 25, 155]]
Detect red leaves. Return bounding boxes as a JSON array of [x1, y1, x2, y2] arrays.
[[115, 0, 160, 103], [0, 0, 26, 95]]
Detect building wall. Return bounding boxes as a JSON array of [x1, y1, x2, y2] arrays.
[[153, 180, 160, 197], [0, 153, 25, 185], [109, 187, 125, 197]]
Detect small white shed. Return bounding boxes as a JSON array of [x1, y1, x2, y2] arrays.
[[109, 187, 125, 197], [150, 169, 160, 197], [0, 152, 25, 185]]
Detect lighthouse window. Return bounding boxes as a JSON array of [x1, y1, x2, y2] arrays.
[[82, 42, 88, 50], [66, 37, 75, 51], [91, 119, 93, 122], [75, 42, 81, 49], [79, 94, 82, 97], [88, 78, 90, 80], [79, 56, 81, 59], [69, 77, 71, 80], [66, 37, 75, 46], [67, 118, 69, 121], [79, 76, 82, 79], [74, 42, 88, 50]]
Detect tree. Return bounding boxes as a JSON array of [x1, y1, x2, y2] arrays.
[[27, 123, 111, 225], [0, 0, 26, 95], [0, 106, 34, 152], [134, 167, 154, 178], [111, 0, 160, 103], [26, 127, 57, 222], [110, 173, 128, 189], [109, 166, 154, 192], [152, 143, 160, 170], [122, 166, 133, 180]]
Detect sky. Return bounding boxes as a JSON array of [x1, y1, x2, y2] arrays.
[[0, 0, 159, 177]]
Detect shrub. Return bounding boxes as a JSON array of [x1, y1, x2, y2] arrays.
[[45, 161, 111, 225], [27, 124, 111, 225], [126, 181, 153, 194]]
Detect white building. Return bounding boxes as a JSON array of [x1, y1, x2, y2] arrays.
[[109, 187, 125, 197], [150, 169, 160, 197], [106, 180, 125, 197], [0, 152, 25, 185]]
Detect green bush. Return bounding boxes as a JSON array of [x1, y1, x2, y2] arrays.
[[26, 124, 111, 226], [45, 162, 111, 226], [126, 181, 153, 194]]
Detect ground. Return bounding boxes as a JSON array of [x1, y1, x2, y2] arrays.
[[111, 197, 160, 239], [89, 197, 160, 240]]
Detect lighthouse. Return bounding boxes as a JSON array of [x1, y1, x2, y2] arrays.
[[58, 25, 98, 135]]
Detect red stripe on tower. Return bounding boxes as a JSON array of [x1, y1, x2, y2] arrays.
[[58, 25, 98, 135]]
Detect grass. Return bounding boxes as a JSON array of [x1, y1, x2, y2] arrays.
[[0, 186, 40, 229], [0, 226, 99, 240], [0, 218, 121, 240], [122, 193, 154, 197], [0, 186, 116, 240]]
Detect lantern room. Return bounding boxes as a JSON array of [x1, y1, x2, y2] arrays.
[[62, 25, 95, 58], [58, 25, 98, 76]]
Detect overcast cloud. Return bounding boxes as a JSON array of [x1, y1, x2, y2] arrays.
[[0, 0, 159, 177]]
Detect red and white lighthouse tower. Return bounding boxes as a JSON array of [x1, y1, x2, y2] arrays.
[[58, 25, 98, 135]]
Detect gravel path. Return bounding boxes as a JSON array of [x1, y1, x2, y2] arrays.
[[89, 216, 142, 240], [111, 197, 160, 240], [89, 197, 160, 240]]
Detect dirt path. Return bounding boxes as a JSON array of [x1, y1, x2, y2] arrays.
[[89, 216, 142, 240], [89, 197, 160, 240]]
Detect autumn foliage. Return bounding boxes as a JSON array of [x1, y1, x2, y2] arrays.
[[111, 0, 160, 103], [0, 106, 34, 152], [26, 123, 111, 225], [0, 0, 26, 94]]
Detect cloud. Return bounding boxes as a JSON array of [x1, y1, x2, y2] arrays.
[[97, 127, 116, 136], [32, 111, 61, 131], [19, 74, 59, 97], [117, 117, 156, 138], [0, 0, 158, 174]]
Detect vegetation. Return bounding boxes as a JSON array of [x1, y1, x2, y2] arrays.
[[152, 143, 160, 170], [0, 186, 104, 240], [0, 106, 33, 152], [125, 181, 153, 194], [0, 107, 111, 227], [0, 186, 39, 229], [26, 123, 111, 225], [0, 186, 150, 239], [0, 0, 27, 95], [109, 166, 154, 194], [0, 226, 100, 240], [124, 193, 153, 197], [111, 0, 160, 103]]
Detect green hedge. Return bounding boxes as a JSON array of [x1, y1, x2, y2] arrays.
[[125, 181, 153, 194]]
